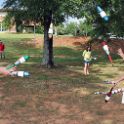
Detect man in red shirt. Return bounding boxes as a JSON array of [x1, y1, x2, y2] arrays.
[[0, 41, 5, 59]]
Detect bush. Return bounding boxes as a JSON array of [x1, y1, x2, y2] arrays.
[[65, 22, 78, 36], [56, 21, 93, 36], [57, 24, 67, 35], [35, 26, 44, 34]]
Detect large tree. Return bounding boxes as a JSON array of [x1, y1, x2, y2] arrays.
[[3, 0, 84, 68], [3, 0, 124, 68]]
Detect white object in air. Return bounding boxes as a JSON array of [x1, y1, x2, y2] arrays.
[[103, 45, 110, 55], [105, 95, 110, 101], [121, 92, 124, 104], [48, 23, 53, 34]]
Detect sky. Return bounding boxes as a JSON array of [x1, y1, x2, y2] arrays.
[[0, 0, 4, 8], [65, 16, 86, 24]]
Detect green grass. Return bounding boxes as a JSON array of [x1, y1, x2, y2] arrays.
[[0, 32, 42, 39], [0, 33, 124, 124]]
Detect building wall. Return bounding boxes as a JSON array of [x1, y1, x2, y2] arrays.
[[0, 11, 7, 32], [0, 9, 39, 33], [0, 10, 16, 32]]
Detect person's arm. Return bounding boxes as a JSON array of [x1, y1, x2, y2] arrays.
[[0, 66, 16, 76], [114, 76, 124, 84], [82, 50, 86, 57], [90, 51, 93, 59]]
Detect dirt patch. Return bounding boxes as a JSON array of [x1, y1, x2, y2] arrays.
[[32, 36, 124, 52], [31, 36, 90, 48]]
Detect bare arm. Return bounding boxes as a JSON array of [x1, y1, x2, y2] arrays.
[[0, 66, 16, 75], [113, 76, 124, 84]]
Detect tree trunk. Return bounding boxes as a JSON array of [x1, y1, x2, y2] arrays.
[[42, 12, 54, 68]]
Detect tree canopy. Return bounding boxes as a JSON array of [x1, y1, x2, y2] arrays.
[[3, 0, 124, 67], [79, 0, 124, 37], [3, 0, 124, 36]]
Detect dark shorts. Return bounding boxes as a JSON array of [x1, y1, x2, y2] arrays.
[[84, 60, 91, 64]]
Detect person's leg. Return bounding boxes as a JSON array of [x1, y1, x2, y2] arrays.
[[86, 63, 90, 75], [3, 51, 5, 59], [84, 62, 88, 75], [0, 52, 2, 59]]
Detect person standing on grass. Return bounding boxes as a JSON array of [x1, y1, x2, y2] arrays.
[[82, 45, 92, 75], [0, 41, 5, 59]]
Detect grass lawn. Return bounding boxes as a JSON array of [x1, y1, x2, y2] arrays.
[[0, 33, 124, 124]]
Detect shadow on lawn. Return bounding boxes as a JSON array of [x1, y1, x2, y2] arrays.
[[0, 64, 107, 124]]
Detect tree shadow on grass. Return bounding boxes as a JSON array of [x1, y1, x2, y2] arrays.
[[0, 58, 106, 124]]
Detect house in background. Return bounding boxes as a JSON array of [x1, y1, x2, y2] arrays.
[[0, 9, 7, 32], [0, 9, 16, 32], [0, 9, 39, 33]]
